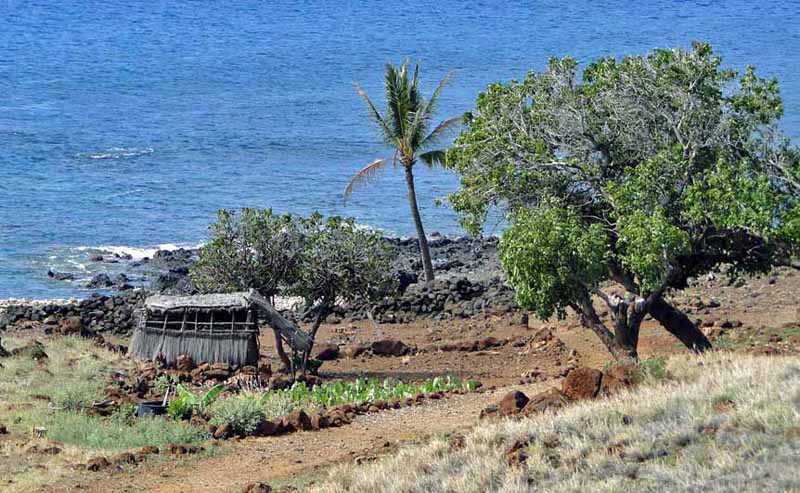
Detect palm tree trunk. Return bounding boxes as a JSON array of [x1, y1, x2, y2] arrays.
[[404, 165, 435, 282]]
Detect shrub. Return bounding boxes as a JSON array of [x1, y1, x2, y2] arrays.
[[209, 392, 265, 435], [49, 380, 104, 412]]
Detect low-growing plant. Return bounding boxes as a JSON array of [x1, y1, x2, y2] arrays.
[[49, 380, 104, 412], [167, 384, 224, 419], [47, 412, 208, 451], [260, 392, 296, 421], [283, 376, 477, 408], [209, 392, 265, 436], [153, 374, 180, 396]]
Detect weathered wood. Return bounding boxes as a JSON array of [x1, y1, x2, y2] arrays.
[[247, 289, 312, 353]]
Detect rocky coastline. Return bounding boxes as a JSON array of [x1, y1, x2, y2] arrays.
[[1, 235, 518, 333]]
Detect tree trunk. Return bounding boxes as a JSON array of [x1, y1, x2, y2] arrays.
[[301, 306, 331, 376], [273, 329, 291, 371], [650, 297, 712, 353], [404, 165, 435, 283], [573, 293, 637, 363]]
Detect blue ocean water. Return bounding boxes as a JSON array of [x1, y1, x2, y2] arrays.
[[2, 1, 800, 299]]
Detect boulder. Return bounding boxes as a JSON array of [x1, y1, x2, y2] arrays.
[[57, 317, 83, 336], [497, 391, 530, 416], [520, 388, 570, 416], [86, 456, 111, 471], [47, 270, 75, 281], [213, 422, 233, 439], [600, 364, 638, 396], [110, 452, 137, 466], [284, 409, 312, 431], [86, 273, 113, 289], [314, 344, 340, 361], [371, 339, 410, 357], [176, 354, 194, 373], [255, 420, 279, 436], [562, 367, 603, 400], [343, 343, 368, 359]]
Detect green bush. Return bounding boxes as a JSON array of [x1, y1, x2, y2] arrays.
[[49, 380, 104, 412], [47, 412, 208, 451], [209, 392, 265, 436], [260, 392, 295, 421]]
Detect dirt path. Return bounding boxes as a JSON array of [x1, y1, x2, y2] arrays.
[[77, 380, 556, 493]]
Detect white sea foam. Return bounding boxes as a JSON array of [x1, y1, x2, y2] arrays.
[[77, 243, 203, 260], [77, 147, 154, 160]]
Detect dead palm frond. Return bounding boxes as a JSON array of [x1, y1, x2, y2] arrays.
[[343, 158, 388, 202]]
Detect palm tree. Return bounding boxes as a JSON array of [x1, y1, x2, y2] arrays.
[[345, 60, 458, 283]]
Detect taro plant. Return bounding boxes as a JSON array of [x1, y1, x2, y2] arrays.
[[167, 384, 224, 419]]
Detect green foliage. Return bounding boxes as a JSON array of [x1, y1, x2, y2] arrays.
[[167, 384, 224, 419], [191, 211, 395, 311], [191, 208, 302, 296], [49, 380, 104, 412], [499, 204, 608, 319], [209, 392, 266, 436], [47, 412, 208, 451], [281, 376, 477, 409], [448, 42, 799, 319]]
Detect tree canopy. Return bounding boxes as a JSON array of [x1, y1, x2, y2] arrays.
[[446, 42, 800, 361], [191, 209, 395, 371]]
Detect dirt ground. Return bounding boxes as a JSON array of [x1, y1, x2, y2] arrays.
[[25, 267, 800, 492]]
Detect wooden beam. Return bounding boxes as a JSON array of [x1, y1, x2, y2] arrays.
[[247, 289, 312, 353]]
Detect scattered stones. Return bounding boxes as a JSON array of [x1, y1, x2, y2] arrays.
[[47, 270, 76, 281], [562, 367, 603, 400], [11, 340, 48, 360], [283, 409, 312, 431], [110, 452, 137, 466], [86, 273, 113, 289], [166, 444, 202, 455]]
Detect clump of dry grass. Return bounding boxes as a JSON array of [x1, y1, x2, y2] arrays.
[[312, 352, 800, 493]]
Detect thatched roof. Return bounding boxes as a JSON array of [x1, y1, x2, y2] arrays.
[[145, 292, 253, 311]]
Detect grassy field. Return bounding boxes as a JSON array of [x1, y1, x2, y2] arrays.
[[311, 352, 800, 493], [0, 335, 209, 492]]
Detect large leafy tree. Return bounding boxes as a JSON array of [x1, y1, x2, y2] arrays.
[[447, 43, 800, 362], [345, 60, 459, 282], [191, 209, 395, 372]]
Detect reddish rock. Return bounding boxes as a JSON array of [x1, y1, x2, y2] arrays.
[[520, 388, 570, 416], [176, 354, 194, 372], [255, 420, 279, 436], [504, 438, 533, 467], [111, 452, 137, 466], [562, 367, 603, 400], [371, 339, 410, 357], [314, 344, 340, 361], [497, 391, 530, 416], [57, 316, 83, 335], [600, 364, 638, 396], [86, 456, 111, 471], [167, 444, 201, 455], [343, 343, 368, 359], [214, 422, 233, 439], [242, 482, 272, 493], [285, 409, 312, 431], [475, 337, 502, 351]]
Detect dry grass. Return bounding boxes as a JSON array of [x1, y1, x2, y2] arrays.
[[312, 352, 800, 493]]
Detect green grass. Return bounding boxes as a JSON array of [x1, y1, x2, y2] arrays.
[[48, 380, 105, 411], [46, 412, 209, 451]]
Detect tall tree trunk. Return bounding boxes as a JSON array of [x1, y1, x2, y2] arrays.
[[650, 297, 712, 353], [404, 165, 435, 282]]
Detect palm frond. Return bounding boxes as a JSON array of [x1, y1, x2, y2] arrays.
[[343, 158, 389, 202], [419, 150, 447, 168], [425, 70, 455, 119], [355, 82, 396, 144], [420, 116, 462, 149]]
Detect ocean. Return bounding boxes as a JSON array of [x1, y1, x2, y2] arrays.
[[2, 0, 799, 299]]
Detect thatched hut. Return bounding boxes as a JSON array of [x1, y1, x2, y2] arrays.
[[130, 292, 261, 367]]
